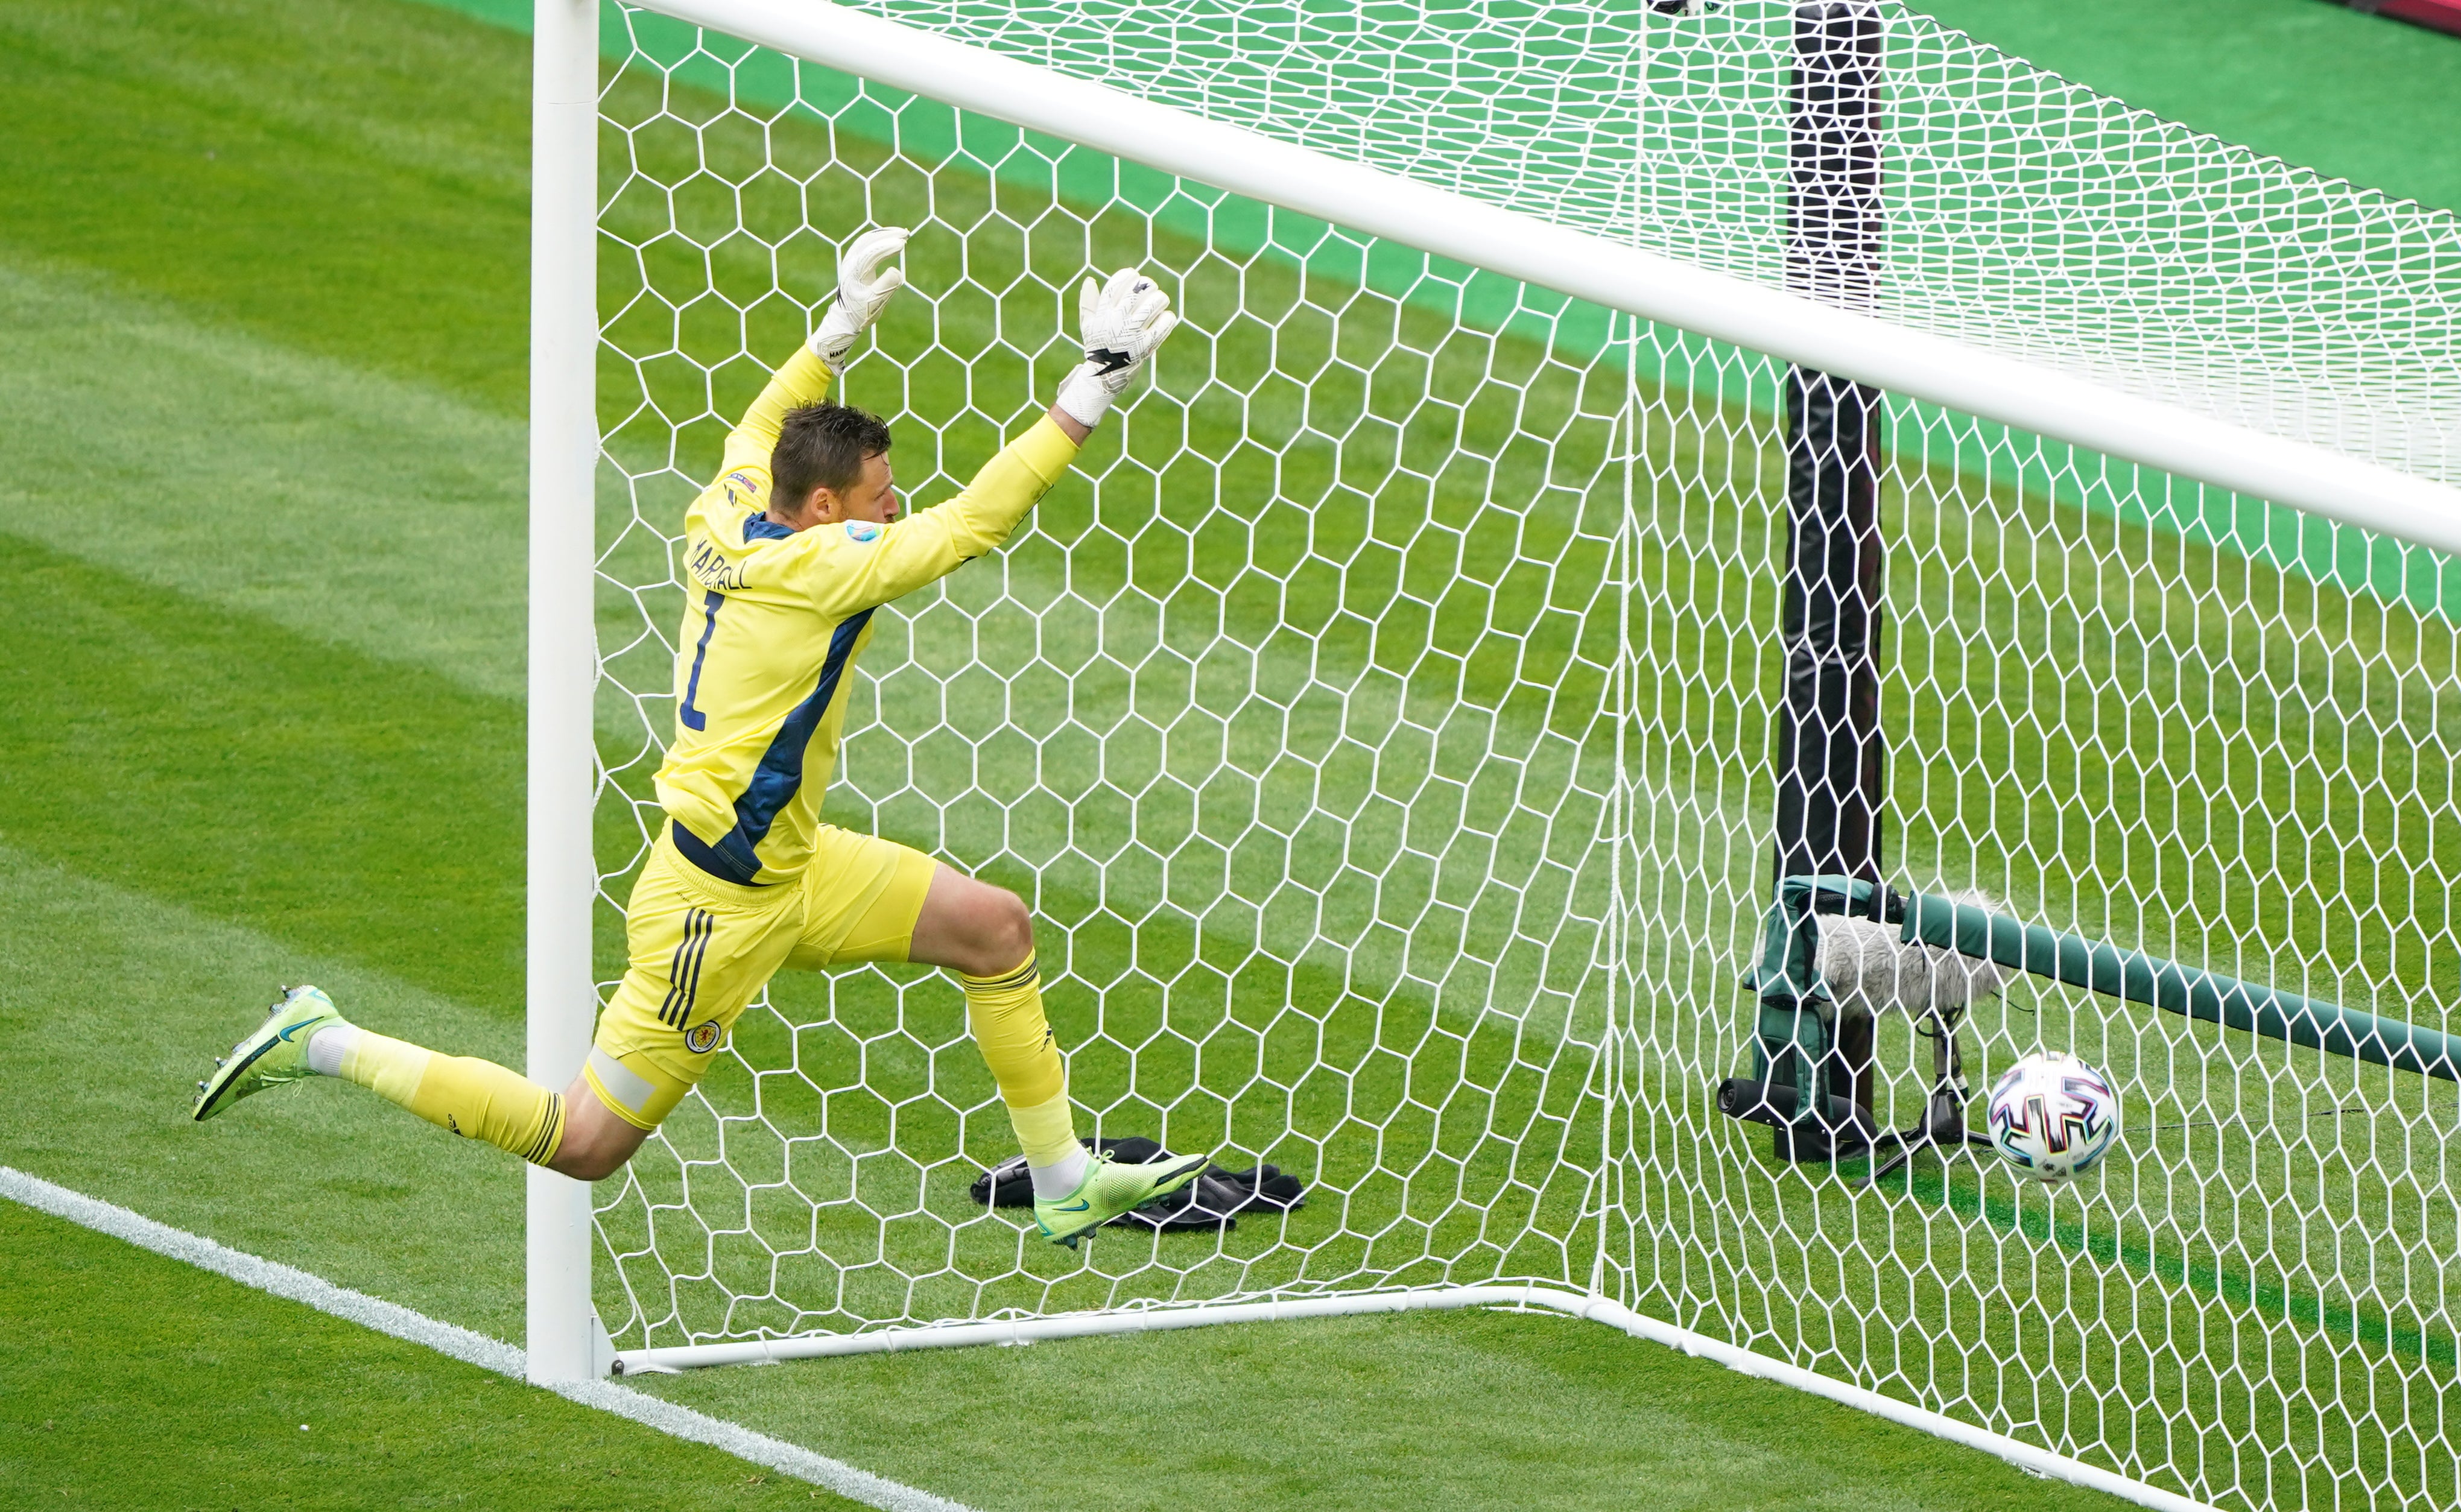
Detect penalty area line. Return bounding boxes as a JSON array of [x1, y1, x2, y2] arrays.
[[0, 1165, 977, 1512]]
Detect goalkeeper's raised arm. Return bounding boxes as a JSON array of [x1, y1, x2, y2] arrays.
[[692, 253, 1182, 623]]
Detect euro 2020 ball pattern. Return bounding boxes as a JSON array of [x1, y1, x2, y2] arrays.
[[1985, 1050, 2121, 1185]]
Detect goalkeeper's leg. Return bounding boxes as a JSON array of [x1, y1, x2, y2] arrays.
[[192, 987, 662, 1178], [911, 871, 1089, 1198], [191, 984, 596, 1169], [193, 831, 800, 1179], [797, 832, 1206, 1245], [913, 876, 1206, 1246]]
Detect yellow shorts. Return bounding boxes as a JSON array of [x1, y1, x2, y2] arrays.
[[584, 822, 937, 1131]]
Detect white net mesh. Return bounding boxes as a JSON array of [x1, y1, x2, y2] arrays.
[[841, 0, 2461, 482], [586, 5, 2461, 1510]]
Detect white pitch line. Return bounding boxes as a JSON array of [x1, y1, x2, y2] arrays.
[[0, 1165, 977, 1512]]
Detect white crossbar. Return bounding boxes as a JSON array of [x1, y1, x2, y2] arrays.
[[642, 0, 2461, 554]]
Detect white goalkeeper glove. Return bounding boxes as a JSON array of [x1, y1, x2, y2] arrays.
[[807, 225, 910, 374], [1053, 267, 1182, 428]]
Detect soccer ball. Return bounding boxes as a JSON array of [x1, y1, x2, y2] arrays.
[[1984, 1050, 2120, 1185]]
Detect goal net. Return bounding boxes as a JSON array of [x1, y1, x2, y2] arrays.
[[572, 2, 2460, 1508]]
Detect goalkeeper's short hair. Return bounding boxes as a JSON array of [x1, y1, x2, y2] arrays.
[[774, 400, 892, 500]]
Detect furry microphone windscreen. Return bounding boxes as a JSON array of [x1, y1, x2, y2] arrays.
[[1815, 889, 2007, 1017]]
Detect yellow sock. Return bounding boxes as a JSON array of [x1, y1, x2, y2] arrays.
[[959, 951, 1079, 1168], [339, 1030, 566, 1167], [1007, 1089, 1078, 1168]]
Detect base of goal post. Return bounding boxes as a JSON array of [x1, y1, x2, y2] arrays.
[[606, 1285, 2219, 1512], [609, 1285, 1583, 1374]]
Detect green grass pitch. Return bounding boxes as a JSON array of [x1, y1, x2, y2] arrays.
[[0, 1204, 872, 1510], [1, 0, 2453, 1508]]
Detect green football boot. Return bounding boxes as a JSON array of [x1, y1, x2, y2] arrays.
[[192, 985, 348, 1122], [1033, 1148, 1210, 1249]]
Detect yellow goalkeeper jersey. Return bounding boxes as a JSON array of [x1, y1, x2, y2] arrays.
[[653, 346, 1080, 885]]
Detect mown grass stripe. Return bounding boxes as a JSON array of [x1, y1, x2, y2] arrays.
[[1870, 1159, 2461, 1369], [0, 537, 524, 1016], [0, 259, 527, 698]]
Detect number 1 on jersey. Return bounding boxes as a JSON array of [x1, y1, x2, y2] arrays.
[[679, 589, 723, 732]]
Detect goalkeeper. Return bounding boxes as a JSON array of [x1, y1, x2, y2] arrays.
[[194, 228, 1203, 1248]]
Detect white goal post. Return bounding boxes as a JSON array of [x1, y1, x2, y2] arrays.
[[528, 2, 2461, 1508], [527, 0, 605, 1388]]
